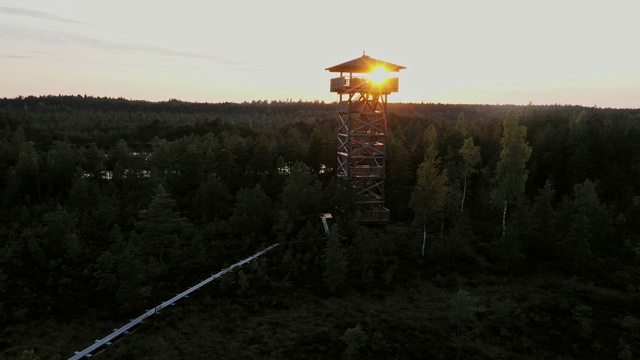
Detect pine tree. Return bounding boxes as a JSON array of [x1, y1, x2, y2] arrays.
[[284, 127, 308, 163], [386, 133, 413, 220], [557, 179, 609, 263], [193, 173, 232, 221], [134, 185, 192, 267], [566, 111, 591, 187], [279, 161, 322, 229], [526, 179, 557, 258], [323, 225, 347, 293], [229, 184, 272, 236]]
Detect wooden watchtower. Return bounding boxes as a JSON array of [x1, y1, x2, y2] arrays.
[[326, 53, 405, 223]]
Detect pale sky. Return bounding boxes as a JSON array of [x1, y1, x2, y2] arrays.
[[1, 0, 639, 108]]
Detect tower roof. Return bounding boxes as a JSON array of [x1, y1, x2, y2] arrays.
[[326, 54, 405, 73]]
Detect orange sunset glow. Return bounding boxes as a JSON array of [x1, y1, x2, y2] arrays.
[[1, 0, 639, 108]]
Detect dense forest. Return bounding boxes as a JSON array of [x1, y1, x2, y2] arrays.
[[1, 95, 639, 359]]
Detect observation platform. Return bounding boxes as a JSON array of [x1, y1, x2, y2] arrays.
[[330, 76, 399, 95]]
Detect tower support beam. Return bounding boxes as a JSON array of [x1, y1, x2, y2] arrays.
[[326, 54, 405, 223]]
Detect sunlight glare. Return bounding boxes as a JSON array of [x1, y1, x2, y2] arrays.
[[369, 66, 388, 85]]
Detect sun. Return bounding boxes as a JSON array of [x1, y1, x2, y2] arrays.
[[369, 66, 388, 85]]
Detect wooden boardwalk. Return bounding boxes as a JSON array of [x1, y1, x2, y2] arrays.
[[69, 244, 279, 359]]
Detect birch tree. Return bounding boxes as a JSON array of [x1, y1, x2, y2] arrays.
[[410, 125, 448, 256], [459, 137, 481, 213], [492, 113, 531, 236]]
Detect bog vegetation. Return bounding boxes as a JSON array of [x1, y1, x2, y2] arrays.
[[1, 96, 639, 359]]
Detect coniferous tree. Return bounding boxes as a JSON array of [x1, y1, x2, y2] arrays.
[[327, 176, 360, 231], [248, 133, 275, 176], [68, 171, 100, 214], [557, 179, 609, 263], [133, 185, 193, 269], [566, 111, 591, 187], [42, 204, 82, 261], [323, 225, 347, 294], [386, 132, 413, 220], [44, 140, 77, 197], [150, 137, 178, 177], [193, 173, 232, 221], [115, 238, 147, 312], [307, 124, 332, 174], [228, 184, 272, 237], [278, 161, 323, 233], [12, 136, 41, 203], [284, 127, 308, 164], [78, 143, 106, 180], [526, 179, 557, 259]]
